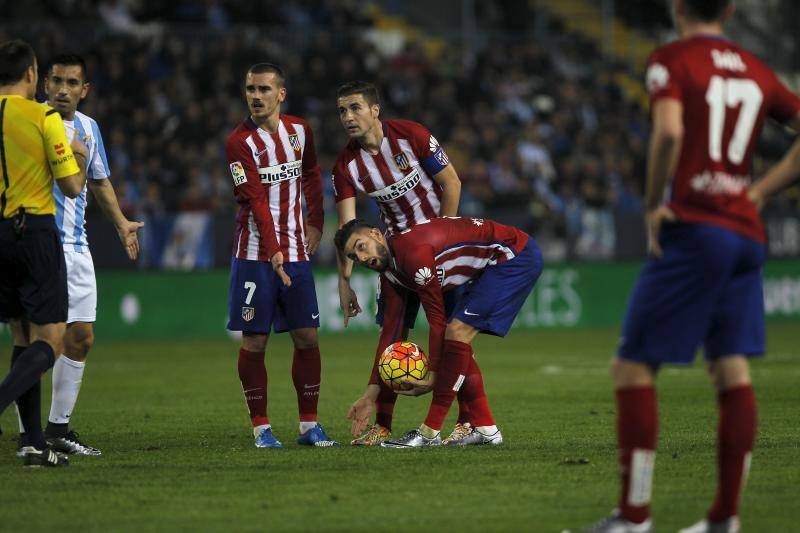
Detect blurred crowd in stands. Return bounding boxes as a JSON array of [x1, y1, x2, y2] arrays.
[[3, 0, 798, 263]]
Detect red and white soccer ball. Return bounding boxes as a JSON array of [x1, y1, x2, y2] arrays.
[[378, 341, 429, 391]]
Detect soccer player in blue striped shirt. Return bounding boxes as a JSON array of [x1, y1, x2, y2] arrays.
[[14, 54, 143, 457]]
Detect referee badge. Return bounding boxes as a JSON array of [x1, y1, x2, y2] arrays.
[[288, 134, 301, 152], [242, 307, 255, 322]]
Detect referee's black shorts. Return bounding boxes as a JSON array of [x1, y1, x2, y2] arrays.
[[0, 214, 68, 324]]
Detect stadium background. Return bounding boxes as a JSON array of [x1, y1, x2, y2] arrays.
[[2, 0, 799, 340], [2, 2, 800, 532]]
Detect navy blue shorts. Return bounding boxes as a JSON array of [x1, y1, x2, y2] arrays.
[[227, 258, 320, 334], [618, 223, 765, 365], [451, 238, 543, 336]]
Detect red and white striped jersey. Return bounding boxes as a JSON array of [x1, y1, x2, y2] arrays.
[[379, 216, 529, 368], [226, 114, 323, 262], [647, 35, 800, 242], [331, 119, 450, 234]]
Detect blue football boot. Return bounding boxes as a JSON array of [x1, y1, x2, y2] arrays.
[[297, 423, 339, 447], [255, 427, 283, 449]]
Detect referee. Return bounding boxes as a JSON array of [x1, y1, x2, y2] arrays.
[[0, 40, 87, 467]]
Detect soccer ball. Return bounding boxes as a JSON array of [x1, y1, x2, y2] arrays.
[[378, 341, 429, 391]]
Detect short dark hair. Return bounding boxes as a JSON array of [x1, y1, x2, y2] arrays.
[[337, 81, 379, 106], [247, 62, 285, 87], [0, 39, 36, 85], [334, 219, 376, 255], [49, 53, 88, 82], [684, 0, 731, 22]]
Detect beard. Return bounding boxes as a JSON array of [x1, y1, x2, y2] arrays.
[[374, 244, 390, 272]]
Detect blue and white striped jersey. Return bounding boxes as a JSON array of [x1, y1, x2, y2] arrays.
[[52, 108, 110, 251]]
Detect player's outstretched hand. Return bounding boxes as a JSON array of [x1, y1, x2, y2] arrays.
[[646, 205, 676, 258], [338, 279, 362, 327], [117, 219, 144, 260], [271, 251, 292, 287], [347, 396, 376, 436], [396, 371, 436, 397], [305, 226, 322, 255]]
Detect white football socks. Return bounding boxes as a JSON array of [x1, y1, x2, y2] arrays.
[[298, 421, 318, 434], [253, 424, 271, 437], [419, 424, 440, 438], [48, 355, 85, 425]]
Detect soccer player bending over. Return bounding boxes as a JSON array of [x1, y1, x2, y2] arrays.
[[573, 1, 800, 532], [13, 53, 143, 458], [335, 217, 543, 447], [332, 81, 474, 446], [225, 63, 337, 448]]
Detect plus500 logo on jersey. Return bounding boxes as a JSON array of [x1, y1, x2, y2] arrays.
[[368, 169, 421, 203], [258, 160, 302, 183]]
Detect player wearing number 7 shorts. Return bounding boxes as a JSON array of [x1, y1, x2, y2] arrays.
[[225, 63, 337, 448], [571, 1, 800, 532]]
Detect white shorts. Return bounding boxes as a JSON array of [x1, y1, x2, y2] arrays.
[[64, 250, 97, 323]]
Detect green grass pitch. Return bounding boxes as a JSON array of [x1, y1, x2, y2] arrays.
[[1, 325, 798, 532]]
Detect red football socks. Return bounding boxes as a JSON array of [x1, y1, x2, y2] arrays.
[[373, 372, 473, 430], [459, 355, 494, 426], [238, 348, 268, 427], [424, 340, 473, 431], [375, 381, 397, 430], [292, 346, 321, 422], [616, 386, 658, 524], [456, 395, 473, 425], [708, 385, 757, 522]]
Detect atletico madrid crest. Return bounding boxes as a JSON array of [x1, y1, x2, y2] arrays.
[[288, 134, 301, 152], [242, 307, 255, 322], [393, 152, 410, 171]]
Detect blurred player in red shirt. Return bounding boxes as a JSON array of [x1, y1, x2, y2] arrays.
[[332, 81, 474, 446], [225, 63, 337, 448], [335, 216, 543, 447], [574, 1, 800, 532]]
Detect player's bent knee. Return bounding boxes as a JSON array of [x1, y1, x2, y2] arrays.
[[242, 332, 269, 352], [9, 319, 30, 346], [290, 328, 318, 350], [708, 355, 751, 391], [444, 319, 478, 343], [612, 357, 655, 388], [64, 323, 95, 359], [73, 332, 95, 356]]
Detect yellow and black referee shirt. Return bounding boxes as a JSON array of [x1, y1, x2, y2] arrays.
[[0, 94, 79, 218]]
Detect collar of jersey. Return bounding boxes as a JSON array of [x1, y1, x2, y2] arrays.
[[689, 33, 729, 42]]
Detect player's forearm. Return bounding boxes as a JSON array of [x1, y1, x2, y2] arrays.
[[645, 134, 681, 209], [248, 197, 281, 258], [336, 247, 354, 281], [434, 166, 461, 217], [362, 383, 381, 401], [88, 179, 126, 227], [751, 139, 800, 201], [439, 182, 461, 217], [57, 172, 86, 199]]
